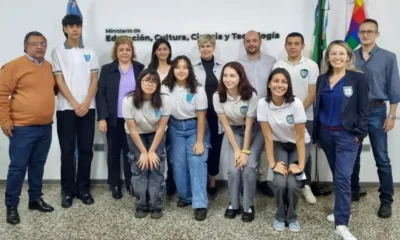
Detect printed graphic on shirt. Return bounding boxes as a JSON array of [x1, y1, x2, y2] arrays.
[[300, 69, 308, 78], [343, 86, 353, 97], [186, 92, 194, 103], [286, 114, 294, 124], [154, 109, 162, 118], [240, 106, 248, 115], [84, 54, 91, 62]]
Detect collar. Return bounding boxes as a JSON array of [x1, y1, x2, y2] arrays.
[[358, 44, 379, 57], [242, 51, 263, 62], [25, 53, 44, 65], [283, 55, 306, 65], [192, 56, 223, 66], [268, 100, 290, 110], [64, 40, 84, 49], [226, 92, 241, 102]]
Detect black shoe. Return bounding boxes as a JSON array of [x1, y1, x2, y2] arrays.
[[6, 206, 20, 225], [111, 186, 122, 200], [61, 193, 74, 208], [378, 203, 392, 218], [352, 193, 360, 202], [194, 208, 207, 221], [242, 206, 255, 222], [257, 181, 274, 197], [28, 198, 54, 212], [207, 187, 217, 195], [177, 200, 191, 208], [224, 204, 241, 219], [359, 186, 367, 197], [150, 209, 163, 219], [135, 208, 148, 218], [76, 192, 94, 205]]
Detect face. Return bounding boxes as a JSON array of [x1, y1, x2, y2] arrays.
[[244, 32, 261, 55], [173, 59, 189, 82], [116, 43, 133, 63], [285, 36, 305, 58], [328, 44, 349, 70], [199, 42, 215, 60], [25, 36, 47, 60], [63, 24, 82, 40], [141, 74, 158, 95], [358, 22, 379, 45], [222, 67, 240, 90], [155, 43, 170, 61], [268, 73, 288, 97]]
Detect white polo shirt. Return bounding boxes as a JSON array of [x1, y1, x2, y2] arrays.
[[273, 56, 319, 120], [122, 94, 171, 134], [257, 97, 310, 144], [51, 41, 99, 111], [213, 92, 258, 126], [161, 84, 208, 120]]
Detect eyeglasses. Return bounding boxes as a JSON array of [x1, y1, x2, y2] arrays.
[[142, 78, 158, 86], [28, 42, 47, 47], [359, 30, 377, 36]]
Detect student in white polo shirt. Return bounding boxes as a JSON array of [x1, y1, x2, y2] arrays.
[[51, 14, 99, 208], [273, 32, 319, 204], [122, 68, 170, 219], [213, 62, 263, 222], [258, 68, 311, 232], [161, 55, 210, 221]]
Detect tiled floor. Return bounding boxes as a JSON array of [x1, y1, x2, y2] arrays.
[[0, 185, 398, 240]]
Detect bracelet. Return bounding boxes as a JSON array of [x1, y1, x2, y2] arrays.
[[241, 149, 251, 155], [272, 163, 277, 169]]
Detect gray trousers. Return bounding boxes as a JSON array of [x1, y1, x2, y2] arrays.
[[273, 141, 311, 223], [126, 132, 166, 211], [223, 124, 265, 210]]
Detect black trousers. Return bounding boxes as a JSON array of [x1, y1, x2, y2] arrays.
[[106, 118, 131, 190], [206, 108, 224, 176], [57, 110, 95, 194]]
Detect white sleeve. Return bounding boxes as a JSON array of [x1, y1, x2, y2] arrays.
[[272, 62, 279, 70], [195, 86, 208, 111], [122, 96, 134, 120], [213, 93, 224, 114], [292, 98, 307, 124], [161, 94, 171, 117], [257, 98, 269, 122], [308, 61, 319, 84], [90, 51, 100, 73], [246, 92, 258, 118], [51, 48, 62, 75]]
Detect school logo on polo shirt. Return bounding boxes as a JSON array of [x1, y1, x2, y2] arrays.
[[186, 92, 194, 103], [240, 106, 248, 115], [154, 109, 162, 118], [286, 114, 294, 124], [84, 54, 91, 62], [343, 86, 353, 97], [300, 69, 308, 78]]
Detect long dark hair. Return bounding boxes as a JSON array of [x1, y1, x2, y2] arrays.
[[217, 61, 256, 103], [148, 39, 172, 69], [130, 68, 162, 109], [162, 55, 200, 94], [265, 68, 294, 103]]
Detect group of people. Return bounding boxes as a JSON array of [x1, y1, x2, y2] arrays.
[[0, 13, 398, 240]]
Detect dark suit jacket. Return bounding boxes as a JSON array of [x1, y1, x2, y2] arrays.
[[96, 60, 144, 127], [312, 70, 369, 142]]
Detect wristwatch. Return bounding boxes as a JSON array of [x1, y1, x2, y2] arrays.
[[241, 149, 251, 155], [388, 114, 396, 120]]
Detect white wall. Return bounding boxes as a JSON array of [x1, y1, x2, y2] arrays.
[[0, 0, 399, 183]]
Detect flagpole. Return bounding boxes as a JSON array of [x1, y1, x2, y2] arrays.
[[317, 0, 323, 69]]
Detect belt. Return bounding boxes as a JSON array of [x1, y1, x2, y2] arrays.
[[320, 124, 344, 131], [369, 100, 386, 108], [232, 125, 246, 129], [171, 116, 197, 121]]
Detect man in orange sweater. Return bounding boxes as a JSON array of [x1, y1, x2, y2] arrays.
[[0, 31, 56, 225]]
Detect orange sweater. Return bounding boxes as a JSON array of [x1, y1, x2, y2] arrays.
[[0, 56, 56, 127]]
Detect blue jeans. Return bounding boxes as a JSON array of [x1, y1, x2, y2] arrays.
[[167, 117, 210, 209], [352, 104, 393, 204], [5, 124, 52, 207], [319, 127, 359, 226]]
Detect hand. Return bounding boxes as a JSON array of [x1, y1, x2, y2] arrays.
[[71, 100, 81, 115], [316, 141, 321, 148], [237, 153, 249, 170], [193, 141, 204, 155], [77, 100, 90, 117], [383, 117, 395, 132], [273, 161, 288, 177], [1, 123, 13, 137], [99, 120, 107, 133], [288, 164, 303, 174], [234, 149, 242, 167], [137, 153, 148, 171], [148, 151, 160, 169], [355, 137, 359, 143]]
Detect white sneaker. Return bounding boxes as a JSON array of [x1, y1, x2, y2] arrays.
[[302, 185, 317, 204], [327, 213, 352, 222], [335, 225, 357, 240]]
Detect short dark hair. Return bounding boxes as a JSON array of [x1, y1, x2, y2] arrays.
[[217, 62, 256, 103], [62, 14, 83, 38], [285, 32, 304, 44], [148, 39, 172, 69], [130, 68, 162, 109], [266, 68, 295, 103], [23, 31, 47, 53], [361, 18, 379, 31]]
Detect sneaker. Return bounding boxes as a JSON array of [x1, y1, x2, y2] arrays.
[[135, 208, 148, 218], [288, 220, 301, 232], [273, 219, 285, 231], [335, 225, 357, 240], [378, 203, 392, 218], [194, 208, 207, 221], [302, 185, 317, 204], [150, 209, 163, 219], [327, 213, 352, 223], [177, 200, 191, 208]]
